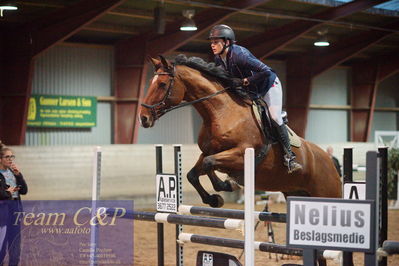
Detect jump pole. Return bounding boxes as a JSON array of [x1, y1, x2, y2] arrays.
[[90, 146, 102, 266], [178, 205, 286, 223], [155, 145, 164, 266], [173, 144, 183, 266], [244, 148, 255, 265], [378, 147, 388, 266], [342, 147, 354, 266], [178, 233, 302, 256], [107, 210, 243, 229], [343, 147, 389, 266], [365, 150, 379, 266]]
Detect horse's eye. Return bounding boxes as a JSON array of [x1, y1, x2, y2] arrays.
[[159, 82, 167, 88]]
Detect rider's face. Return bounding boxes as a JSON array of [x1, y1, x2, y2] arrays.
[[210, 38, 226, 55]]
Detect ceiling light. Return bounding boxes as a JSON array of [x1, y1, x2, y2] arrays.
[[314, 29, 330, 47], [180, 10, 197, 31], [314, 38, 330, 47], [0, 3, 18, 17]]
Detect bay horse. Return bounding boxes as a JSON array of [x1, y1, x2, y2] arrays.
[[139, 54, 342, 208]]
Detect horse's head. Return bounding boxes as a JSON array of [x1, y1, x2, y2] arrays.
[[139, 55, 185, 128]]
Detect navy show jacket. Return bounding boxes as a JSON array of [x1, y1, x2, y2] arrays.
[[214, 44, 277, 97]]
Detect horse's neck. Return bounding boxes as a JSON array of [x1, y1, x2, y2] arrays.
[[182, 74, 235, 122]]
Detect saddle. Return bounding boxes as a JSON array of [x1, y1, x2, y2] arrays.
[[252, 99, 301, 148]]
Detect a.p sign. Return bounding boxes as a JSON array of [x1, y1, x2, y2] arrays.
[[156, 174, 177, 213], [287, 197, 375, 252]]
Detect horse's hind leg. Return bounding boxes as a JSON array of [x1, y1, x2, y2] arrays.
[[187, 154, 225, 208]]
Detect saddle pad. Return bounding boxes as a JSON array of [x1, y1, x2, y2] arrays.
[[252, 103, 263, 128], [251, 103, 301, 148], [286, 126, 301, 148]]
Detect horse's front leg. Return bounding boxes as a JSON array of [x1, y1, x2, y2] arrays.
[[187, 154, 220, 207], [187, 153, 241, 208], [203, 147, 245, 173], [199, 147, 245, 207]]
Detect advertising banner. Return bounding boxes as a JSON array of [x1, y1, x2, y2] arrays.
[[0, 200, 133, 266], [287, 197, 375, 252], [27, 94, 97, 128]]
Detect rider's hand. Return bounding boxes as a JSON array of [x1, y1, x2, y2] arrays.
[[230, 78, 243, 88]]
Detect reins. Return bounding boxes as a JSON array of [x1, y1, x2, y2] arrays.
[[141, 65, 230, 120], [163, 88, 229, 113]]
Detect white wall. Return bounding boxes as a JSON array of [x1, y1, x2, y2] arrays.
[[11, 145, 237, 209], [311, 68, 349, 106], [306, 69, 398, 144], [307, 110, 348, 142], [306, 67, 349, 143], [369, 73, 399, 141]]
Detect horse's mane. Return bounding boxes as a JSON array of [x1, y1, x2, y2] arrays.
[[174, 54, 231, 85]]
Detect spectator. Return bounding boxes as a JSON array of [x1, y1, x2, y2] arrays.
[[0, 141, 28, 266], [0, 175, 9, 266]]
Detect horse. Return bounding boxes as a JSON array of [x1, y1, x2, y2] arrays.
[[139, 54, 342, 208]]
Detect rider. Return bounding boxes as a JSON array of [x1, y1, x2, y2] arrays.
[[208, 24, 302, 173]]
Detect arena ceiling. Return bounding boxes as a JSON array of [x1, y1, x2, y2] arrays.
[[2, 0, 399, 65]]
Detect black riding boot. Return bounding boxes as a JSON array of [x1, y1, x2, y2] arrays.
[[276, 124, 302, 173]]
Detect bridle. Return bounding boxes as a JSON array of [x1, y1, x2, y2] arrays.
[[141, 66, 176, 120], [141, 64, 229, 120]]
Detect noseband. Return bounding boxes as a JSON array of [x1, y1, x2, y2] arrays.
[[141, 65, 229, 121]]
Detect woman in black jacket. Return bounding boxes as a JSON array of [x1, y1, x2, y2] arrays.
[[0, 141, 28, 266], [0, 177, 9, 266]]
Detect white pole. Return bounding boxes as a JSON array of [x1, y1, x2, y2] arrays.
[[90, 146, 101, 266], [92, 146, 101, 201], [244, 148, 255, 265]]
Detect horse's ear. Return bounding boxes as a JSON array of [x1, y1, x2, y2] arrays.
[[147, 56, 159, 67], [147, 56, 162, 71], [158, 55, 172, 70]]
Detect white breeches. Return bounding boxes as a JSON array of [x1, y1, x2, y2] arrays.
[[262, 77, 283, 126]]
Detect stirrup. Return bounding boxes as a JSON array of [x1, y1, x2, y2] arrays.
[[284, 155, 302, 174]]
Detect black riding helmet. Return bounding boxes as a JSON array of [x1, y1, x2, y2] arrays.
[[208, 25, 236, 55], [208, 24, 236, 44]]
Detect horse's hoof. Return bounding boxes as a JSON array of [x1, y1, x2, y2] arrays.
[[207, 194, 224, 208]]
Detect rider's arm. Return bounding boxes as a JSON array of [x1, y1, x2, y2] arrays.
[[234, 47, 273, 86], [245, 55, 273, 85]]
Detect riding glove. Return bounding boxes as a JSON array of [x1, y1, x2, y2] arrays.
[[230, 78, 243, 88]]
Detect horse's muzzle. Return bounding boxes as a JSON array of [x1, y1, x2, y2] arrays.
[[139, 114, 154, 128]]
